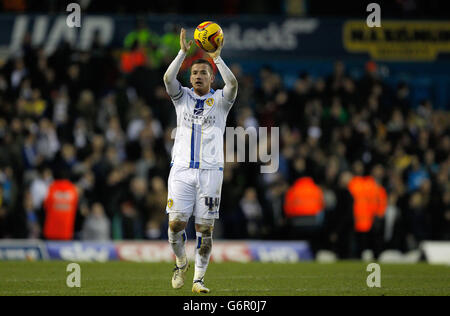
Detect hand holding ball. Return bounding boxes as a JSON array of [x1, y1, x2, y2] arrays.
[[194, 21, 224, 53]]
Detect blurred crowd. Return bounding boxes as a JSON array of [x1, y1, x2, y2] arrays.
[[229, 60, 450, 258], [0, 22, 449, 259]]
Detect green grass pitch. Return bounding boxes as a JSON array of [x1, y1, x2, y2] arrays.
[[0, 261, 449, 296]]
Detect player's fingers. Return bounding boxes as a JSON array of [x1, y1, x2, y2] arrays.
[[180, 30, 187, 50], [216, 37, 224, 49], [187, 40, 193, 48]]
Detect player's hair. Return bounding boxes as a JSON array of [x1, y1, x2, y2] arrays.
[[191, 59, 214, 74]]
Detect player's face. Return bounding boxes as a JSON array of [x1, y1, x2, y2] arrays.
[[190, 64, 214, 95]]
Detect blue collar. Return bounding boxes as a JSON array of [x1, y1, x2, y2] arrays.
[[191, 88, 215, 95]]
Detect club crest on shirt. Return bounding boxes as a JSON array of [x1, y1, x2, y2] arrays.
[[167, 199, 174, 209], [206, 98, 214, 107]]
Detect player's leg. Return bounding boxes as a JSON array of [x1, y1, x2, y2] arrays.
[[191, 168, 223, 293], [166, 166, 196, 289], [168, 214, 190, 289], [192, 219, 214, 293], [168, 215, 188, 268]]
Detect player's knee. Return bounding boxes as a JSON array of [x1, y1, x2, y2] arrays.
[[196, 224, 213, 237], [169, 221, 186, 233]]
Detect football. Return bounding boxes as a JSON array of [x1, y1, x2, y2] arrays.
[[194, 21, 223, 52]]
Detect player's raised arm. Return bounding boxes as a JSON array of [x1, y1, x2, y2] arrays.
[[163, 28, 193, 98], [207, 39, 238, 103]]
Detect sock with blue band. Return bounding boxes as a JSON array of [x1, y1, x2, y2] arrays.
[[168, 228, 187, 267], [194, 231, 212, 282]]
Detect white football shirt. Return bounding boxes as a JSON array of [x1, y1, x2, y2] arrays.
[[169, 85, 234, 170]]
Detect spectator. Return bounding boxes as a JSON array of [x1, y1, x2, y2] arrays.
[[43, 175, 79, 240], [75, 90, 97, 130], [118, 177, 148, 239], [36, 118, 60, 161], [22, 130, 43, 170], [23, 190, 40, 239], [159, 24, 181, 64], [240, 187, 263, 238], [0, 186, 7, 237], [136, 147, 157, 179], [124, 18, 158, 51], [220, 162, 247, 238], [284, 177, 324, 218], [405, 191, 430, 249], [120, 40, 148, 74], [145, 176, 168, 239], [329, 171, 354, 258], [29, 166, 53, 212], [407, 156, 429, 192], [73, 118, 91, 151], [81, 202, 111, 241], [10, 58, 27, 90]]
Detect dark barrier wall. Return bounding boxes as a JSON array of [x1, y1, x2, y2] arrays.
[[1, 14, 450, 61]]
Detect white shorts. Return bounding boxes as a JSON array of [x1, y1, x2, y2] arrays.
[[166, 165, 224, 223]]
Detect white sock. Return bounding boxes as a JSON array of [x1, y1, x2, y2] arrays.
[[194, 232, 212, 282], [168, 228, 187, 267]]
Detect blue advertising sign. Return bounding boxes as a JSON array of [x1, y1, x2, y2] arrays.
[[46, 241, 118, 262], [0, 240, 48, 261], [0, 240, 312, 262], [248, 241, 313, 262]]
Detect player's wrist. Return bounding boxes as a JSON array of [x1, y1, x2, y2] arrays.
[[213, 56, 223, 64]]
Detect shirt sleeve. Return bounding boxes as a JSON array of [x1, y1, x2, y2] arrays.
[[213, 56, 238, 105], [163, 50, 186, 102]]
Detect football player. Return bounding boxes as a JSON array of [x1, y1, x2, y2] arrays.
[[163, 28, 238, 293]]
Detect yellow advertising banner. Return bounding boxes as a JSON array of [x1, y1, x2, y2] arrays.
[[343, 21, 450, 61]]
